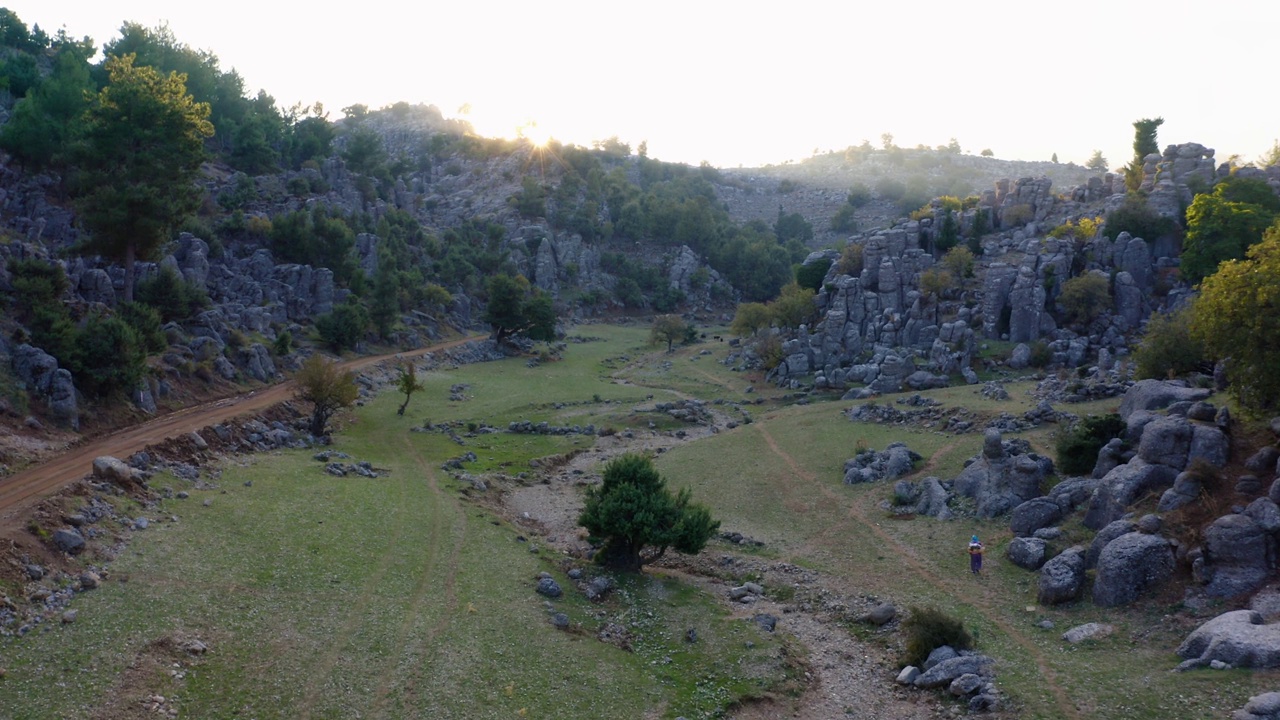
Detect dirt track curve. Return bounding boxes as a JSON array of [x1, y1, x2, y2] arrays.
[[0, 334, 484, 523]]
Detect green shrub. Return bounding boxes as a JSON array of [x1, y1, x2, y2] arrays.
[[795, 258, 832, 292], [316, 300, 369, 353], [1057, 273, 1112, 326], [1002, 204, 1033, 227], [272, 330, 293, 356], [136, 267, 209, 322], [116, 302, 166, 352], [902, 606, 972, 668], [1103, 194, 1175, 242], [836, 242, 864, 277], [71, 313, 146, 398], [1056, 414, 1126, 476], [1029, 341, 1052, 368], [1133, 306, 1204, 379]]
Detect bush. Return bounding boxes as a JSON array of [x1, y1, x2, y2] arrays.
[[836, 242, 864, 277], [1057, 273, 1112, 326], [116, 302, 166, 353], [1103, 194, 1175, 242], [902, 606, 972, 668], [1133, 307, 1204, 379], [135, 267, 209, 322], [316, 301, 369, 353], [71, 313, 147, 398], [1056, 414, 1125, 476], [1001, 204, 1033, 227], [272, 330, 293, 356], [795, 258, 832, 292], [1028, 341, 1053, 368]]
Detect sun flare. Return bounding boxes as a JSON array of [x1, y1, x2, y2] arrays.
[[517, 120, 552, 148]]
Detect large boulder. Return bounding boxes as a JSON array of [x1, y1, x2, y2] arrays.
[[92, 456, 135, 486], [1119, 379, 1212, 421], [1158, 471, 1204, 512], [1010, 497, 1065, 537], [1038, 546, 1086, 605], [1178, 610, 1280, 669], [1202, 514, 1275, 598], [1082, 459, 1178, 530], [1092, 532, 1175, 607], [1007, 536, 1048, 570], [1085, 519, 1138, 569], [1234, 692, 1280, 720]]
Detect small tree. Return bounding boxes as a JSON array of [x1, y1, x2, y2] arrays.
[[578, 454, 720, 571], [769, 282, 815, 330], [650, 314, 689, 352], [395, 362, 426, 416], [1190, 223, 1280, 413], [1086, 150, 1109, 172], [294, 354, 358, 436], [483, 273, 557, 344], [942, 246, 975, 280], [730, 302, 771, 337]]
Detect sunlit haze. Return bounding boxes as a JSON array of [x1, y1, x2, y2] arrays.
[[16, 1, 1280, 169]]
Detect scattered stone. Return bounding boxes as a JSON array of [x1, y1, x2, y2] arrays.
[[52, 528, 86, 555], [535, 577, 562, 599], [862, 603, 897, 626], [753, 613, 778, 632], [550, 613, 570, 629], [79, 571, 101, 590], [1062, 623, 1114, 643], [896, 666, 920, 685], [61, 610, 78, 624], [923, 645, 958, 670], [949, 673, 983, 696]]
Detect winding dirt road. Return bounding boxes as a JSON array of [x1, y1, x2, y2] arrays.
[[0, 334, 484, 524]]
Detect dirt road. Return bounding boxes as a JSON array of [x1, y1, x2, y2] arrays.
[[0, 334, 485, 522]]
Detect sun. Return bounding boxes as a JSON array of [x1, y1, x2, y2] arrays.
[[517, 120, 552, 148]]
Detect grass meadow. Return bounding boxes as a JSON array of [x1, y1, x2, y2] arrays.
[[3, 323, 1277, 719]]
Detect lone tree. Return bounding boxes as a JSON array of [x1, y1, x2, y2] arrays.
[[73, 54, 214, 302], [1124, 117, 1164, 192], [578, 454, 720, 571], [395, 361, 425, 416], [294, 354, 358, 436], [483, 273, 556, 344], [650, 314, 691, 352]]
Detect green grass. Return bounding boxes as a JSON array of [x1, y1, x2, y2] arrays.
[[6, 325, 1278, 719]]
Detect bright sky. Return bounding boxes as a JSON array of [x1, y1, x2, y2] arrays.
[[16, 1, 1280, 169]]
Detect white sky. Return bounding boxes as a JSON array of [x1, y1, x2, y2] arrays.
[[16, 1, 1280, 169]]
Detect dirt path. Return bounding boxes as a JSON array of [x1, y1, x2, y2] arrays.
[[0, 334, 484, 527], [368, 433, 467, 717], [755, 425, 1083, 720]]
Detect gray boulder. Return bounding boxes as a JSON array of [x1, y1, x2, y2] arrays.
[[1038, 546, 1086, 605], [1203, 514, 1275, 598], [913, 655, 993, 689], [52, 528, 85, 554], [92, 456, 135, 485], [923, 644, 958, 670], [1158, 471, 1204, 512], [535, 577, 562, 598], [1246, 446, 1280, 474], [1010, 497, 1065, 537], [914, 476, 953, 519], [1086, 519, 1138, 569], [1234, 692, 1280, 720], [1007, 536, 1047, 570], [1119, 379, 1212, 421], [1178, 610, 1280, 669], [1092, 532, 1174, 607], [1247, 498, 1280, 534], [1082, 459, 1178, 530]]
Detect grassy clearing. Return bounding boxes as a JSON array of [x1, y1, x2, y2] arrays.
[[6, 325, 1278, 719]]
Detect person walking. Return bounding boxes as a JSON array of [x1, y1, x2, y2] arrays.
[[968, 535, 984, 575]]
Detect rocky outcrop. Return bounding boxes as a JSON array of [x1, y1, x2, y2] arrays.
[[1200, 514, 1276, 598], [11, 343, 78, 429], [1119, 379, 1212, 421], [1177, 610, 1280, 670], [953, 430, 1054, 517]]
